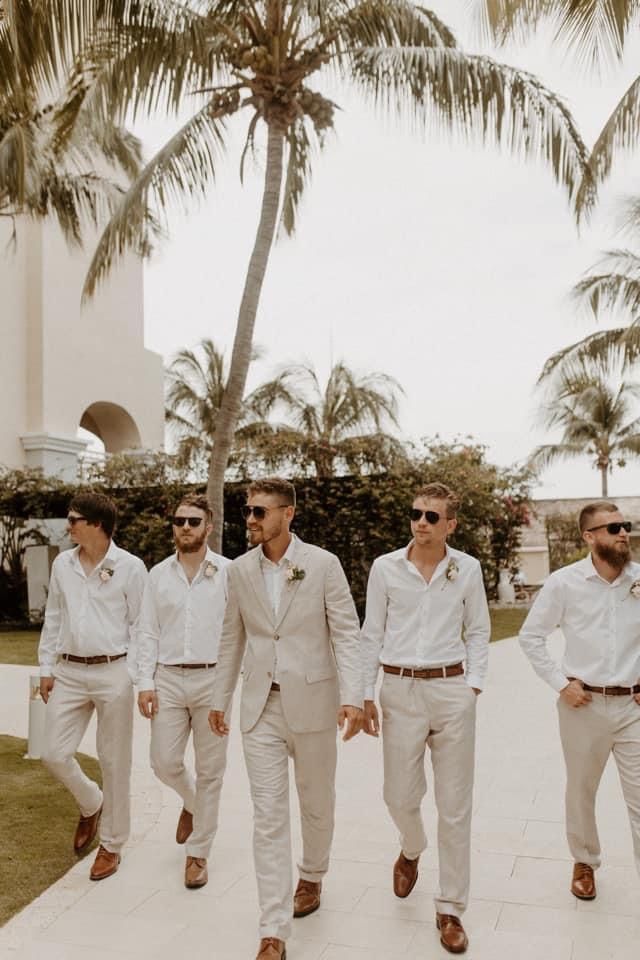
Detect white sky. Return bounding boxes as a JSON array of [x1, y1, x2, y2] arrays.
[[139, 2, 640, 501]]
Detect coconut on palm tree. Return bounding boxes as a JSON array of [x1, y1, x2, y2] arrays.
[[247, 361, 406, 477], [530, 356, 640, 495], [69, 0, 590, 549]]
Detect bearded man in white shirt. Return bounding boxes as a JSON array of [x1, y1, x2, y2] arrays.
[[362, 482, 490, 955], [519, 501, 640, 902], [39, 492, 147, 881], [136, 494, 230, 889]]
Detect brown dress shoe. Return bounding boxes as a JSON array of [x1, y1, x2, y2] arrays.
[[293, 878, 322, 917], [393, 852, 419, 898], [256, 937, 286, 959], [89, 845, 121, 881], [73, 804, 102, 854], [175, 807, 193, 844], [436, 914, 468, 954], [571, 862, 596, 900], [185, 856, 208, 889]]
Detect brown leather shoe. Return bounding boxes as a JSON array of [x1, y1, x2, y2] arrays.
[[89, 845, 120, 881], [571, 862, 596, 900], [185, 855, 208, 889], [256, 938, 286, 959], [393, 852, 419, 898], [73, 804, 102, 854], [175, 807, 193, 844], [436, 914, 468, 954], [293, 878, 322, 917]]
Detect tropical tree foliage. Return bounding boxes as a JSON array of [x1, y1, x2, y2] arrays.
[[475, 0, 640, 216], [62, 0, 590, 549], [530, 356, 640, 494], [0, 1, 146, 244]]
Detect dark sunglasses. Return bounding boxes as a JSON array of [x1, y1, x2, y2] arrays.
[[586, 521, 632, 534], [172, 516, 203, 528], [410, 509, 441, 524], [67, 515, 87, 526], [241, 504, 288, 521]]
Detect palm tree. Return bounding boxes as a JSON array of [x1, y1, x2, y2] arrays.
[[246, 361, 406, 477], [530, 357, 640, 495], [71, 0, 590, 549], [0, 1, 148, 245], [475, 1, 640, 215]]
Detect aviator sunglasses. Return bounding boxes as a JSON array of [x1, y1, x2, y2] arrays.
[[409, 509, 442, 524], [585, 521, 632, 535], [171, 516, 203, 528], [241, 504, 289, 521]]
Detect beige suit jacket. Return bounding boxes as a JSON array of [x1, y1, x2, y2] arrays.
[[211, 538, 363, 734]]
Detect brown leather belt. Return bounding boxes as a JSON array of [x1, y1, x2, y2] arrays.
[[270, 682, 281, 691], [383, 662, 464, 680], [160, 662, 216, 669], [582, 682, 640, 696], [61, 652, 127, 665]]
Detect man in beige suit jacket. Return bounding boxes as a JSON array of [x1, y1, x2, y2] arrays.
[[210, 477, 363, 960]]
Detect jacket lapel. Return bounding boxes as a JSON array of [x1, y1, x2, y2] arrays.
[[245, 547, 275, 625], [274, 540, 308, 629]]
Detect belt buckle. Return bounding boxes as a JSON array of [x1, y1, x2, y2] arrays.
[[442, 665, 447, 678]]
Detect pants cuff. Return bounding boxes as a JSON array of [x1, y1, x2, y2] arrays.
[[435, 900, 464, 918], [298, 868, 326, 883], [186, 840, 213, 859], [259, 924, 290, 942]]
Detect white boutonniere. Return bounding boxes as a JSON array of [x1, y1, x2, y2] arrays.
[[286, 563, 306, 584], [630, 579, 640, 598], [99, 565, 114, 583], [445, 558, 459, 582], [204, 561, 218, 578]]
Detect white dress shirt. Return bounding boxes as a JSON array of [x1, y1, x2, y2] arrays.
[[38, 541, 148, 677], [519, 554, 640, 692], [259, 534, 297, 683], [361, 543, 490, 699], [136, 548, 231, 689]]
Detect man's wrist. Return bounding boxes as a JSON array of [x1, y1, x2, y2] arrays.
[[137, 678, 155, 691]]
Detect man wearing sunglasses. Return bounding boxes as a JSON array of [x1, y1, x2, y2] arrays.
[[135, 494, 230, 890], [520, 501, 640, 902], [209, 477, 363, 960], [361, 482, 490, 955], [38, 493, 147, 881]]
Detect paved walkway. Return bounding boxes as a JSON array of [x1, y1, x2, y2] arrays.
[[1, 635, 639, 959]]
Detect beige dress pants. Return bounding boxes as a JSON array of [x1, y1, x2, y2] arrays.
[[558, 693, 640, 876], [42, 658, 133, 854], [150, 664, 228, 859], [242, 690, 337, 942], [380, 674, 477, 918]]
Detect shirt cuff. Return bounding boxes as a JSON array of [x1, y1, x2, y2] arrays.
[[465, 674, 484, 691], [137, 677, 155, 691], [550, 670, 569, 693], [364, 685, 376, 701], [39, 663, 55, 677]]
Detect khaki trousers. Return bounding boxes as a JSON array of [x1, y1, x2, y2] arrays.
[[150, 664, 228, 858], [558, 694, 640, 875], [242, 690, 337, 942], [42, 658, 133, 854], [380, 674, 477, 918]]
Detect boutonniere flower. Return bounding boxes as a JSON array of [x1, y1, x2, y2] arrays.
[[99, 565, 114, 583], [204, 561, 218, 578], [286, 563, 306, 583], [630, 579, 640, 598], [445, 558, 459, 582]]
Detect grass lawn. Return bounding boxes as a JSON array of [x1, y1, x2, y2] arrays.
[[0, 631, 39, 665], [490, 606, 528, 641], [0, 735, 102, 926]]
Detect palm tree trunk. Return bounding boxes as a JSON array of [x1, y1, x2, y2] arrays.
[[600, 464, 608, 497], [206, 121, 284, 551]]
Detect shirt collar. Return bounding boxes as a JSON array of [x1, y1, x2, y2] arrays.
[[70, 540, 118, 575], [583, 552, 634, 585], [260, 533, 297, 568]]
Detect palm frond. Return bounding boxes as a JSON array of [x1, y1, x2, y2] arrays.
[[572, 249, 640, 319]]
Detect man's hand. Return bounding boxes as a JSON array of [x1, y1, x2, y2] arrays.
[[138, 690, 158, 719], [337, 705, 362, 741], [40, 677, 55, 704], [472, 688, 481, 696], [209, 710, 229, 737], [634, 691, 640, 706], [363, 700, 380, 737], [560, 679, 592, 708]]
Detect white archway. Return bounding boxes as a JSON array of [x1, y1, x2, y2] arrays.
[[80, 402, 142, 453]]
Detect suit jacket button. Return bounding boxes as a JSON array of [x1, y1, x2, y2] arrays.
[[274, 633, 279, 641]]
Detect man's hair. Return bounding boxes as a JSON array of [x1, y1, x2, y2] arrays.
[[68, 492, 117, 537], [175, 493, 212, 522], [578, 501, 619, 533], [413, 482, 460, 519], [246, 477, 296, 507]]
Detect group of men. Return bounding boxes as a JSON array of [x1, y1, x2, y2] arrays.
[[38, 479, 640, 959]]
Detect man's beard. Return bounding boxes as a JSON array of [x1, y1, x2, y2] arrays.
[[176, 530, 207, 554], [594, 540, 631, 569]]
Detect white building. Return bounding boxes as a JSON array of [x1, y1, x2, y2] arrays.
[[0, 217, 164, 479]]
